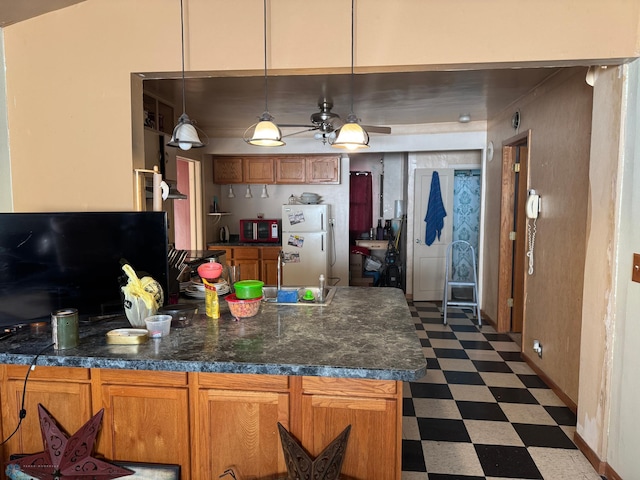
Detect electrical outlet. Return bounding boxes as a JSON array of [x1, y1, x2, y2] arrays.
[[533, 340, 543, 358], [329, 218, 335, 226]]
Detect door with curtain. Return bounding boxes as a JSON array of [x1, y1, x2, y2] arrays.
[[349, 172, 372, 244], [413, 169, 454, 301]]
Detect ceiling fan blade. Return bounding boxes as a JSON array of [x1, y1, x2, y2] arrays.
[[281, 127, 319, 138], [278, 124, 317, 128], [361, 125, 392, 134]]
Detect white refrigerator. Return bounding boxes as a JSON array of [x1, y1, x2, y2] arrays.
[[281, 204, 330, 286]]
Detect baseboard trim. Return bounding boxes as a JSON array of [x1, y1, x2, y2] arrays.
[[521, 352, 577, 413], [573, 432, 623, 479]]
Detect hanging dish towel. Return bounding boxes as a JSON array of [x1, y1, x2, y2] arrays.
[[424, 171, 447, 246]]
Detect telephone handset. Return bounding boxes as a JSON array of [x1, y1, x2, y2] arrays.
[[526, 189, 540, 275], [526, 190, 540, 219]]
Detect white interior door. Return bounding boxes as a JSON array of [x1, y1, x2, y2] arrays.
[[412, 169, 454, 301]]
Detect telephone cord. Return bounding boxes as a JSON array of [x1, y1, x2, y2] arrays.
[[527, 219, 537, 275]]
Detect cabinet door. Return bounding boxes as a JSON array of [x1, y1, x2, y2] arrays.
[[275, 157, 306, 184], [0, 366, 92, 458], [213, 157, 243, 184], [233, 247, 261, 280], [261, 247, 281, 285], [300, 377, 401, 480], [194, 388, 289, 479], [300, 394, 399, 480], [307, 156, 340, 184], [243, 157, 275, 183], [97, 383, 190, 477]]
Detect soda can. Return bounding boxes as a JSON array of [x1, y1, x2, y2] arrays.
[[52, 308, 79, 349]]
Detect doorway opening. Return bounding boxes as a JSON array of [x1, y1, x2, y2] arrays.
[[174, 157, 203, 251], [497, 131, 531, 334], [450, 169, 482, 301]]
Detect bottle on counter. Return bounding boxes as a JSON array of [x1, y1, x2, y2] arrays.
[[376, 219, 384, 240], [318, 274, 326, 303], [202, 278, 220, 319], [383, 220, 393, 240]]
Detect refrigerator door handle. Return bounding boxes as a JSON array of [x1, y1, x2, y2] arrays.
[[321, 234, 324, 252], [321, 213, 324, 231]]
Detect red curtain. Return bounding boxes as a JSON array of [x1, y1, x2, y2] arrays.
[[349, 172, 372, 243]]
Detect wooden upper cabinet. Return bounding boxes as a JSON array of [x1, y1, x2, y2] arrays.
[[307, 156, 340, 184], [213, 155, 340, 185], [243, 157, 275, 183], [275, 157, 306, 184], [213, 157, 243, 184]]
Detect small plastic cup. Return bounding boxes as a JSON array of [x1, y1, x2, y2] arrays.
[[144, 314, 172, 338]]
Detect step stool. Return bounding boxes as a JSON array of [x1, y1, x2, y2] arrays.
[[442, 240, 481, 327]]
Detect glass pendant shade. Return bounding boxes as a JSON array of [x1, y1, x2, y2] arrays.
[[261, 184, 269, 198], [331, 116, 369, 150], [247, 115, 285, 146], [167, 113, 205, 150], [245, 185, 253, 198], [228, 185, 235, 198]]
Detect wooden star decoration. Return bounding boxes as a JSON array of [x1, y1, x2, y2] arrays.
[[6, 404, 132, 480], [277, 422, 351, 480]]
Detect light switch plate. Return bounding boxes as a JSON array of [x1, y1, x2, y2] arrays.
[[633, 253, 640, 283]]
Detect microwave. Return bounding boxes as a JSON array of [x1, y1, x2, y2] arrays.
[[239, 219, 280, 243]]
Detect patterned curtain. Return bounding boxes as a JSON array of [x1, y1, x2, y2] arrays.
[[452, 170, 481, 281]]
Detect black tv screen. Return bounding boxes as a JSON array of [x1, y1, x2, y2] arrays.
[[0, 212, 169, 327]]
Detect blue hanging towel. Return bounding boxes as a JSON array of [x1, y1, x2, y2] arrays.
[[424, 171, 447, 246]]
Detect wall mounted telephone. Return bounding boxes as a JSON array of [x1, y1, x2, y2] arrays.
[[526, 189, 540, 274], [526, 190, 540, 219]]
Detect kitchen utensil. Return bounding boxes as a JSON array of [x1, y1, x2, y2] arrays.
[[158, 303, 198, 328], [144, 314, 172, 338], [225, 294, 262, 319], [220, 225, 230, 242], [234, 280, 264, 299], [197, 260, 223, 280]]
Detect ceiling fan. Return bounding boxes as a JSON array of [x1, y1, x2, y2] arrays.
[[280, 98, 392, 144]]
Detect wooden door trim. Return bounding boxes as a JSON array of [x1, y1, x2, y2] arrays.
[[497, 130, 531, 333]]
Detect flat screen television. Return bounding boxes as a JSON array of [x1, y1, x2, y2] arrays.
[[0, 212, 169, 327]]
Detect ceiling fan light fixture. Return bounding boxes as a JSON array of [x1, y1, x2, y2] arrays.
[[245, 112, 285, 146], [331, 115, 369, 150], [167, 0, 207, 151], [245, 0, 284, 147]]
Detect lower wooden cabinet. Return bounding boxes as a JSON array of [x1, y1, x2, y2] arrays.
[[0, 366, 92, 457], [0, 366, 402, 480], [94, 370, 191, 478], [209, 245, 281, 284], [193, 373, 289, 478]]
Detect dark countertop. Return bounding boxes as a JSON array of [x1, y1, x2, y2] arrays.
[[0, 287, 426, 381]]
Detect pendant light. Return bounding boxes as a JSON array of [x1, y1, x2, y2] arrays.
[[243, 0, 284, 147], [167, 0, 206, 150], [331, 0, 369, 151]]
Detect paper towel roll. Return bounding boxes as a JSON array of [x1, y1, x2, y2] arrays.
[[152, 170, 162, 212], [394, 200, 404, 219]]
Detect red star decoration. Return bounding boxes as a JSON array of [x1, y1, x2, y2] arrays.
[[7, 404, 132, 480]]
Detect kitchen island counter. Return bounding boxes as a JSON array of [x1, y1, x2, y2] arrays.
[[0, 287, 424, 479], [0, 287, 425, 381]]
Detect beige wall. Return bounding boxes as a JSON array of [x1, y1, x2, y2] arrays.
[[2, 0, 640, 212], [485, 68, 593, 404], [577, 65, 625, 467]]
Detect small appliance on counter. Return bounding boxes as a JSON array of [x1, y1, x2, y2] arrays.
[[219, 225, 230, 242], [239, 218, 280, 243]]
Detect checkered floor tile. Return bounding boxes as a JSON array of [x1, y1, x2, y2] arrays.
[[402, 301, 602, 480]]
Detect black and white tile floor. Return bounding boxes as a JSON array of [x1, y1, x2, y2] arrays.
[[402, 301, 602, 480]]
